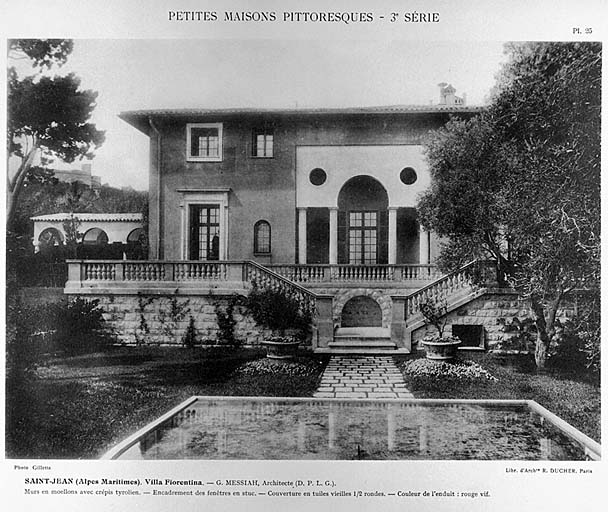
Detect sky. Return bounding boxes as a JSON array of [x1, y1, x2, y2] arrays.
[[11, 39, 508, 190]]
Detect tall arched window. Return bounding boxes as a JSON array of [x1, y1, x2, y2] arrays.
[[254, 220, 271, 254]]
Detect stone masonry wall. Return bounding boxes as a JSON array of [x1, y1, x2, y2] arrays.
[[91, 294, 276, 346], [412, 290, 577, 352]]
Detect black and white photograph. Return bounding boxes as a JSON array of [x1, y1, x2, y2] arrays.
[[2, 1, 606, 511]]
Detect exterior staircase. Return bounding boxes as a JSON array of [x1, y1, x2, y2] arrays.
[[272, 259, 494, 355], [326, 327, 397, 354], [403, 260, 490, 334]]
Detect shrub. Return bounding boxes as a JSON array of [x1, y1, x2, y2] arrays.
[[582, 330, 600, 375], [244, 282, 313, 340], [550, 293, 600, 377], [6, 298, 51, 378], [181, 316, 198, 348], [419, 296, 449, 338], [215, 296, 241, 346], [550, 320, 600, 377], [50, 298, 113, 355], [498, 316, 537, 351], [6, 297, 110, 374]]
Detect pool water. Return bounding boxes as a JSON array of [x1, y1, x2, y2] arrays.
[[111, 398, 598, 460]]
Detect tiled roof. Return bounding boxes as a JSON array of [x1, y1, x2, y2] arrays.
[[120, 104, 484, 133], [122, 104, 483, 117], [31, 213, 143, 222]]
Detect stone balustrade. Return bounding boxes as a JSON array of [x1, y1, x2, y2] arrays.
[[267, 264, 441, 283], [66, 260, 246, 287], [404, 260, 495, 323]]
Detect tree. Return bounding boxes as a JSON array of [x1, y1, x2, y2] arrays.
[[417, 115, 516, 283], [418, 42, 600, 369], [7, 39, 105, 231]]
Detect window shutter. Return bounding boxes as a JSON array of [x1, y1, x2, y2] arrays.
[[189, 206, 199, 260], [378, 210, 388, 264], [338, 211, 347, 264]]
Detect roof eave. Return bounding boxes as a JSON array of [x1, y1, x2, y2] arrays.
[[119, 106, 485, 135]]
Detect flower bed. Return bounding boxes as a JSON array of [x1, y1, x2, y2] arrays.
[[400, 358, 497, 382], [235, 356, 325, 377]]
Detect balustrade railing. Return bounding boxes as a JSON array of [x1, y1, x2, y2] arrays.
[[174, 262, 227, 280], [68, 260, 241, 284], [83, 261, 117, 281], [267, 264, 441, 283], [124, 262, 165, 281], [404, 260, 487, 322], [68, 260, 442, 294], [244, 261, 318, 314]]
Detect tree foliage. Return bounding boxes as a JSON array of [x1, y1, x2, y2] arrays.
[[9, 39, 73, 70], [7, 39, 105, 230], [418, 42, 601, 368]]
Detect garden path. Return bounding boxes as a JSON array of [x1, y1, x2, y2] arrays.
[[314, 356, 413, 399]]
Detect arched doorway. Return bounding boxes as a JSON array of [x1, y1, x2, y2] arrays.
[[337, 175, 389, 264]]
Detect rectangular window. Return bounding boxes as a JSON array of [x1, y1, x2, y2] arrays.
[[187, 123, 223, 162], [252, 129, 273, 158], [348, 211, 377, 264]]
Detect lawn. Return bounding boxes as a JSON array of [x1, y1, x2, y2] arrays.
[[5, 346, 328, 459], [396, 352, 601, 443]]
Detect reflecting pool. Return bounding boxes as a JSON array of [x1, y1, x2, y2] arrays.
[[105, 397, 600, 461]]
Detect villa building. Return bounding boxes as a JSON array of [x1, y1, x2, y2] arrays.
[[119, 84, 478, 267], [66, 86, 538, 353]]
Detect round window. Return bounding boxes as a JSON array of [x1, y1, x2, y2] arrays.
[[309, 168, 327, 186], [400, 167, 417, 185]]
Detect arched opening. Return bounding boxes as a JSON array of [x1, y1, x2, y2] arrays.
[[337, 176, 389, 264], [83, 227, 109, 245], [341, 295, 382, 327], [38, 227, 64, 248], [126, 228, 147, 259], [127, 228, 144, 243]]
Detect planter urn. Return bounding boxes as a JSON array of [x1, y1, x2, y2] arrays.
[[421, 336, 462, 361], [261, 339, 300, 360]]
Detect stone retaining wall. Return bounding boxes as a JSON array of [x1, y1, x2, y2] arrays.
[[91, 294, 276, 346], [412, 290, 576, 351]]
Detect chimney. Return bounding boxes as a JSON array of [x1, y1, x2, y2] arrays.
[[438, 83, 466, 106]]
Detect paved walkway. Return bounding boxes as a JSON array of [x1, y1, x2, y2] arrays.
[[314, 356, 414, 399]]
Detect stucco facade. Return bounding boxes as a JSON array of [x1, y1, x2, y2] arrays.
[[121, 105, 481, 265]]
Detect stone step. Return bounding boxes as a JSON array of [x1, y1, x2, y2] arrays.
[[316, 347, 407, 355], [333, 334, 392, 341], [335, 327, 390, 337], [330, 339, 395, 347]]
